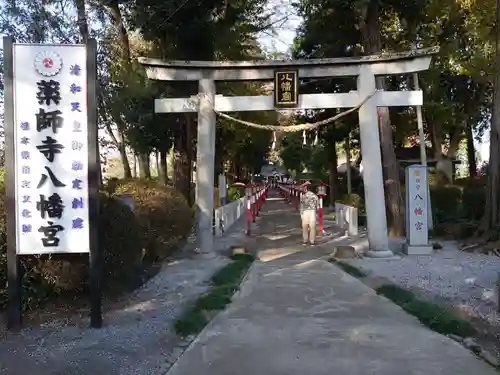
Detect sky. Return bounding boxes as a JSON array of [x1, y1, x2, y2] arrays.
[[258, 0, 301, 55]]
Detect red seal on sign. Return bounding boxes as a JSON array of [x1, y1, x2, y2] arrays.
[[34, 50, 62, 77]]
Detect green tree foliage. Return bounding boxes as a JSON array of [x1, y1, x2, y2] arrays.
[[293, 0, 496, 232]]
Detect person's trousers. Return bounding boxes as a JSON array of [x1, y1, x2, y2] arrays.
[[301, 210, 316, 244]]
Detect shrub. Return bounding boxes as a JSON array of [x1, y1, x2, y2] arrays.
[[337, 193, 365, 213], [0, 168, 5, 186], [455, 221, 478, 239], [0, 185, 50, 310], [113, 179, 193, 259], [228, 186, 244, 201], [0, 188, 145, 311], [455, 176, 487, 187], [25, 194, 144, 294], [430, 185, 462, 221], [99, 193, 144, 287], [461, 185, 486, 221]]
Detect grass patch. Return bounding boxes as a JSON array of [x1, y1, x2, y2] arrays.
[[330, 259, 367, 278], [174, 253, 255, 337], [212, 253, 254, 286], [174, 310, 208, 336], [376, 284, 476, 338]]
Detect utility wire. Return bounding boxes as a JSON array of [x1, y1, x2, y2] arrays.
[[156, 0, 193, 29]]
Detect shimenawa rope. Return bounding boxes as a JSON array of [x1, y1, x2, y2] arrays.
[[209, 90, 378, 132]]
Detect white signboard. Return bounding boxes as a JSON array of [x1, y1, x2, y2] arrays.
[[13, 44, 90, 254], [405, 165, 429, 247]]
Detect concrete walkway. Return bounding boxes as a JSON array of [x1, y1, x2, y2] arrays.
[[167, 195, 497, 375]]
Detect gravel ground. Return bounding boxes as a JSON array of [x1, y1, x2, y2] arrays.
[[348, 241, 500, 326], [0, 217, 252, 375]]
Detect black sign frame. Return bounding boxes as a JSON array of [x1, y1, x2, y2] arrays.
[[3, 37, 102, 330], [274, 70, 299, 108]]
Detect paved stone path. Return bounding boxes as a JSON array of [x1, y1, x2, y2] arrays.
[[166, 194, 497, 375]]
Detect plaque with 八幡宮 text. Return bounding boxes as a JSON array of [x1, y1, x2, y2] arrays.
[[274, 70, 298, 108]]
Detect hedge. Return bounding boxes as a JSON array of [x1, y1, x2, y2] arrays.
[[336, 181, 486, 227], [0, 188, 144, 310], [113, 179, 193, 259], [0, 177, 194, 312], [430, 184, 485, 222]]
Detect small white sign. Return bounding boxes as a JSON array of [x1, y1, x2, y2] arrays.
[[13, 44, 90, 254], [405, 165, 429, 246], [218, 174, 226, 199]]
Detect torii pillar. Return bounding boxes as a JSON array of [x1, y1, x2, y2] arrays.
[[139, 47, 438, 256]]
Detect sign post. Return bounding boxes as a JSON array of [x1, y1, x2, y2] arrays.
[[405, 165, 433, 255], [3, 38, 102, 329], [317, 182, 327, 234]]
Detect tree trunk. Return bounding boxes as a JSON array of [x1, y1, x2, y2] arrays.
[[428, 114, 444, 160], [466, 123, 477, 179], [105, 2, 131, 60], [174, 116, 191, 202], [174, 150, 190, 198], [131, 154, 137, 178], [103, 1, 136, 179], [31, 9, 45, 43], [158, 150, 168, 184], [138, 152, 151, 179], [481, 0, 500, 232], [118, 137, 132, 179], [328, 138, 338, 208], [437, 128, 462, 183], [446, 129, 462, 159], [234, 162, 241, 181], [377, 106, 405, 237], [185, 114, 194, 206], [155, 151, 160, 177], [345, 135, 352, 195], [359, 0, 405, 237], [74, 0, 89, 43]]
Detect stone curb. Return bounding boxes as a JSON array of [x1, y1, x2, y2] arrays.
[[162, 259, 257, 375], [448, 335, 500, 369]]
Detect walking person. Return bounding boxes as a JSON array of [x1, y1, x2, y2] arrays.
[[299, 181, 319, 246]]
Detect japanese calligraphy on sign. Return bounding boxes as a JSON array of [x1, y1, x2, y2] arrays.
[[274, 70, 298, 108], [405, 165, 429, 246], [12, 45, 90, 254]]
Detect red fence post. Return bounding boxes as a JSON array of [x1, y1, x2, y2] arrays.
[[295, 186, 300, 212], [246, 184, 252, 235], [256, 185, 261, 216], [252, 184, 257, 223]]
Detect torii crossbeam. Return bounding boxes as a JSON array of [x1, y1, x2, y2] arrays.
[[139, 47, 438, 257]]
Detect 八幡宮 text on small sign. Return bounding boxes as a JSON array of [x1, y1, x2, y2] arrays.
[[274, 70, 298, 108]]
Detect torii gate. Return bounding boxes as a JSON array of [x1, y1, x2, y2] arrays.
[[138, 47, 438, 257]]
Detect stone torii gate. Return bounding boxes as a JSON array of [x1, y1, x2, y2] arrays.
[[139, 47, 438, 257]]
